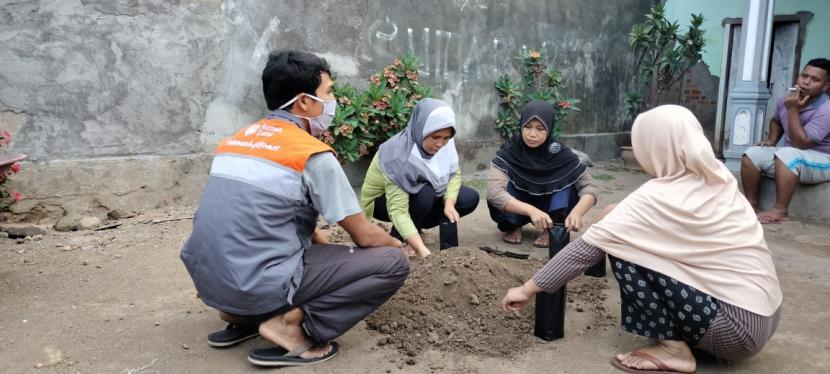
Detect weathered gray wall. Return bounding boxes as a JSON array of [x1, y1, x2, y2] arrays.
[[1, 0, 226, 159], [0, 0, 649, 218], [361, 1, 648, 170], [364, 1, 645, 139]]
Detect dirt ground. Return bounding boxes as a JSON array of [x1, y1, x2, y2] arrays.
[[363, 247, 614, 360], [1, 161, 829, 373]]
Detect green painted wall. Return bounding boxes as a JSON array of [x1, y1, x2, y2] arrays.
[[665, 0, 830, 77]]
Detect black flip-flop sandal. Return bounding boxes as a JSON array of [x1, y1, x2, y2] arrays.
[[248, 341, 339, 367], [207, 323, 260, 348]]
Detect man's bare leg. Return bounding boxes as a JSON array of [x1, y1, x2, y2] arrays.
[[740, 155, 763, 212], [757, 157, 796, 223], [258, 308, 331, 359]]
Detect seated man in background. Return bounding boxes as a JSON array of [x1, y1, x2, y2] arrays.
[[741, 58, 830, 223]]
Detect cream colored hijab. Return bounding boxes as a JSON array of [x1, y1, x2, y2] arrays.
[[582, 105, 782, 316]]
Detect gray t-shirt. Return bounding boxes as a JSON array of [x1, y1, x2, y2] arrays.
[[303, 152, 362, 224]]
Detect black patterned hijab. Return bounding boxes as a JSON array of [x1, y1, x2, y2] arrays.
[[492, 101, 586, 195]]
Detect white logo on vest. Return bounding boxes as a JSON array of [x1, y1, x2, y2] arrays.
[[245, 124, 261, 136]]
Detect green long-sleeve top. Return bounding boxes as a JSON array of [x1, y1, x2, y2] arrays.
[[360, 153, 461, 240]]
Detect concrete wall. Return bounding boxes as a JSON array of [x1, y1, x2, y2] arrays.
[[0, 0, 226, 160], [0, 0, 650, 219]]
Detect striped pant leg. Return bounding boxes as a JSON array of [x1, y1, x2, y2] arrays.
[[695, 302, 781, 361]]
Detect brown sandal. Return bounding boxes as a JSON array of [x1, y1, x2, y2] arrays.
[[610, 351, 694, 373]]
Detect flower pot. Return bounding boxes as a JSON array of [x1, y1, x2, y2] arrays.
[[619, 146, 641, 171]]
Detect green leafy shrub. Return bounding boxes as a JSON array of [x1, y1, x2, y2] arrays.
[[624, 3, 705, 120], [494, 49, 580, 139], [319, 54, 433, 162]]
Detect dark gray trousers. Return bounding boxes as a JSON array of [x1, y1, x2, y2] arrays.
[[291, 244, 409, 344]]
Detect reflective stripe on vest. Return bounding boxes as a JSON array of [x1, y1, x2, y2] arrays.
[[215, 118, 333, 173]]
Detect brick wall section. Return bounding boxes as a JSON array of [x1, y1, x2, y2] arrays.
[[663, 63, 720, 146], [683, 69, 719, 141]]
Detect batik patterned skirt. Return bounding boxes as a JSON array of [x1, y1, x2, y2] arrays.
[[610, 255, 717, 345]]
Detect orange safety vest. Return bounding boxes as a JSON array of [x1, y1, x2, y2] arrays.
[[215, 118, 333, 173]]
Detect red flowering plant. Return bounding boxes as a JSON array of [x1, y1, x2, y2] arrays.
[[318, 54, 433, 162], [494, 48, 580, 139], [0, 130, 23, 211]]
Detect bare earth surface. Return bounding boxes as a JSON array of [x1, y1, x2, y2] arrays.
[[363, 247, 614, 361], [1, 162, 829, 373]]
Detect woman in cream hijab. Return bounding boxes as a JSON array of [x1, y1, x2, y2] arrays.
[[500, 105, 782, 373]]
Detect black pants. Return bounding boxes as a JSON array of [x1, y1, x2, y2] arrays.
[[373, 185, 479, 239]]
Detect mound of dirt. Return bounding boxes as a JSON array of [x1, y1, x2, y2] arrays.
[[365, 247, 615, 358]]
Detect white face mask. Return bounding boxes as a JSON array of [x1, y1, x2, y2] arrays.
[[278, 93, 336, 136]]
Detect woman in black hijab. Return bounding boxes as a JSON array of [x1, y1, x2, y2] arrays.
[[486, 101, 598, 247]]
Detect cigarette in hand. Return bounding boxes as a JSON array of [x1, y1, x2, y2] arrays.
[[788, 87, 798, 92]]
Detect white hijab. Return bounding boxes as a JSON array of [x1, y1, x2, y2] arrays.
[[378, 98, 459, 195]]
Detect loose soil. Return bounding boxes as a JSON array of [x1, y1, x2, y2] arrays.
[[364, 247, 615, 359]]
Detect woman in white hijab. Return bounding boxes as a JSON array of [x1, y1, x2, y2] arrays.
[[360, 98, 480, 257], [500, 105, 782, 373]]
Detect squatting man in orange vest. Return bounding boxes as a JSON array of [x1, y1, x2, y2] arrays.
[[181, 50, 409, 367]]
